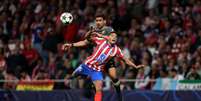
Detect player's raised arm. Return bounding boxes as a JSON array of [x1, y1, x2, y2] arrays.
[[71, 39, 90, 47], [84, 26, 108, 41], [62, 33, 105, 51], [62, 39, 89, 51], [122, 57, 144, 69], [116, 47, 144, 69], [84, 26, 95, 39]]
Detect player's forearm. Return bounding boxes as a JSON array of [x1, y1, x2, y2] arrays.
[[124, 58, 144, 69], [84, 31, 91, 38], [72, 40, 89, 47], [124, 58, 137, 68]]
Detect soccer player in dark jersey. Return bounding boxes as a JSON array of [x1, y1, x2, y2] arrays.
[[85, 14, 124, 101]]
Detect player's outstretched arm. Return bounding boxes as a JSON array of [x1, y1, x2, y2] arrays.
[[62, 40, 89, 51], [72, 39, 89, 47], [122, 57, 144, 69]]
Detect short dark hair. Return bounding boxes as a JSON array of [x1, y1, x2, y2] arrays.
[[110, 31, 117, 35], [95, 13, 106, 20]]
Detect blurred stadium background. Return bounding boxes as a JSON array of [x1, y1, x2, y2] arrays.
[[0, 0, 201, 101]]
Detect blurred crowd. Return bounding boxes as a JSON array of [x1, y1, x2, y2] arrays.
[[0, 0, 201, 90]]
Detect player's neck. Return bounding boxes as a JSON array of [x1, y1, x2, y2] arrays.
[[97, 26, 105, 30], [106, 41, 115, 47]]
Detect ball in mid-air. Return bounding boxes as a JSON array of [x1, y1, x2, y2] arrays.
[[60, 12, 73, 24]]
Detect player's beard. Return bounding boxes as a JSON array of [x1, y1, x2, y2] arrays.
[[96, 24, 104, 29]]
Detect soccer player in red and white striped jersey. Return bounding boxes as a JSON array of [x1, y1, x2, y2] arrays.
[[84, 36, 124, 72], [62, 32, 144, 101]]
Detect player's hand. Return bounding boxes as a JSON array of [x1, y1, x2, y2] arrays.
[[84, 26, 95, 38], [135, 64, 145, 69], [89, 26, 96, 32], [62, 43, 72, 51]]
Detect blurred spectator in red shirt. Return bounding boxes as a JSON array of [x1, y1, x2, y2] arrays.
[[21, 36, 39, 75]]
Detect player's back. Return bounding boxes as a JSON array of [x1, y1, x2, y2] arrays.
[[95, 26, 114, 36]]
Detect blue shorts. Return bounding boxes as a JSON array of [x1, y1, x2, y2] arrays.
[[73, 64, 103, 81]]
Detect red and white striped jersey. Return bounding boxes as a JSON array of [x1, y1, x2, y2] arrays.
[[84, 37, 124, 71]]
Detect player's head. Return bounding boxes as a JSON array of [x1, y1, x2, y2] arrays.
[[108, 32, 117, 45], [95, 13, 106, 29]]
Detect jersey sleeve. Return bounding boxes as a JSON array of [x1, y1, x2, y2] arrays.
[[103, 26, 114, 35], [91, 37, 105, 45], [116, 47, 124, 59]]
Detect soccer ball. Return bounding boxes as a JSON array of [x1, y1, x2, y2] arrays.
[[60, 12, 73, 24]]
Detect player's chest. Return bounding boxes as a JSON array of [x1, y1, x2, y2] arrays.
[[96, 47, 116, 63], [98, 46, 116, 57]]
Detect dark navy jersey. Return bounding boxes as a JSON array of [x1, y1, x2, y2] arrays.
[[94, 26, 114, 36]]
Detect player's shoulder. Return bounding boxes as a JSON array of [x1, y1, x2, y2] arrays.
[[102, 26, 114, 35], [96, 37, 104, 40], [103, 26, 114, 32], [93, 37, 105, 41], [115, 45, 123, 51]]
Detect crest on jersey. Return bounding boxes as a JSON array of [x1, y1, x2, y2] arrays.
[[109, 48, 115, 57], [96, 54, 107, 64]]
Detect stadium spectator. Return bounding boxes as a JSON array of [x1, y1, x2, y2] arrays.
[[152, 69, 171, 90], [21, 36, 39, 75], [0, 49, 5, 89], [6, 40, 28, 78], [186, 67, 201, 80], [135, 68, 149, 89], [170, 68, 184, 80]]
